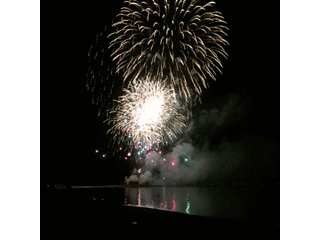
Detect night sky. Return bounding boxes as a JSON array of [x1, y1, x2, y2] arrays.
[[42, 0, 279, 185]]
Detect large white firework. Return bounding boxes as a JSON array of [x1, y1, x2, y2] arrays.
[[106, 77, 188, 146], [109, 0, 228, 101]]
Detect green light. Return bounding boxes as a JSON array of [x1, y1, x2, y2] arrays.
[[185, 201, 190, 214], [184, 158, 188, 162]]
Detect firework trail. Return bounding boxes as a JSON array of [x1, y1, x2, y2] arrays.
[[86, 24, 124, 116], [109, 0, 228, 102], [106, 77, 188, 148]]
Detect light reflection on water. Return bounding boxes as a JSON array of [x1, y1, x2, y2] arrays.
[[124, 186, 248, 220]]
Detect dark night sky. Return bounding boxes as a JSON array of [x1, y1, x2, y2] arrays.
[[42, 1, 279, 185]]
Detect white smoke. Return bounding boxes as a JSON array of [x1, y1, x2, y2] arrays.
[[125, 91, 278, 185], [158, 140, 243, 184], [124, 174, 138, 184], [139, 171, 152, 185]]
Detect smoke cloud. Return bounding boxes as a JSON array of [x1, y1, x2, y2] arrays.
[[125, 91, 279, 185], [138, 171, 152, 185]]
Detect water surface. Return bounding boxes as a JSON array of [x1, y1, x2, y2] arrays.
[[124, 186, 268, 221]]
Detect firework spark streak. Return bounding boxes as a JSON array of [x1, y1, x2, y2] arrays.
[[86, 25, 125, 117], [109, 0, 228, 101], [106, 78, 188, 147]]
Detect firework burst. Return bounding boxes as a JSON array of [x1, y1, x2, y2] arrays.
[[109, 0, 228, 101], [106, 77, 188, 147]]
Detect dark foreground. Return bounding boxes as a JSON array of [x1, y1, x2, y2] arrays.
[[42, 185, 279, 239]]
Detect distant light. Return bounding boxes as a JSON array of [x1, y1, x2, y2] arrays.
[[163, 159, 166, 161], [119, 147, 122, 151], [138, 168, 141, 174], [128, 152, 131, 156], [163, 177, 165, 180], [125, 157, 127, 160], [171, 162, 175, 166], [159, 151, 162, 154], [103, 154, 106, 157], [95, 150, 99, 153], [184, 158, 188, 162], [138, 151, 141, 155], [151, 160, 154, 163]]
